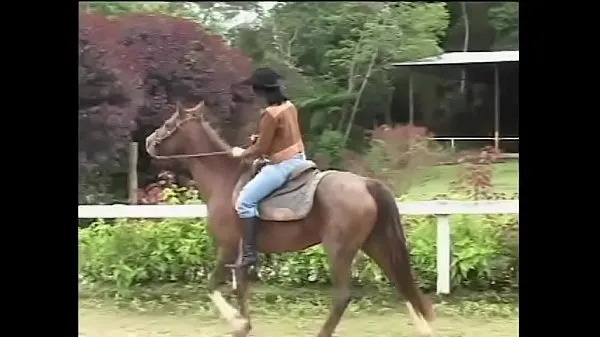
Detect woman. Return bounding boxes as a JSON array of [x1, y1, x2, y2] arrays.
[[229, 67, 308, 268]]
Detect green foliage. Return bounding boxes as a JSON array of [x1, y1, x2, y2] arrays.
[[407, 214, 516, 291], [268, 2, 449, 79], [348, 125, 445, 195], [79, 211, 518, 296], [79, 219, 215, 292], [240, 2, 450, 147], [488, 2, 519, 50], [80, 2, 197, 20], [308, 129, 346, 169], [298, 92, 354, 133], [81, 2, 262, 34], [450, 146, 501, 199], [161, 186, 202, 205]]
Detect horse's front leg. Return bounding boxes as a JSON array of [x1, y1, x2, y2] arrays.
[[208, 247, 251, 336], [207, 247, 233, 292], [227, 266, 253, 337], [234, 264, 252, 322]]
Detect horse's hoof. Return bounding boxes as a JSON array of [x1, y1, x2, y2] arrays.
[[231, 317, 251, 337]]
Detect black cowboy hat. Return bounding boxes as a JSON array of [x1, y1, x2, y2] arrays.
[[241, 67, 283, 88]]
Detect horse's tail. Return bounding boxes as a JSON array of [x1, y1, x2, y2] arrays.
[[365, 179, 435, 325]]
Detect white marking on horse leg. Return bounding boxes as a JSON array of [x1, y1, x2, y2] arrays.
[[231, 269, 238, 290], [208, 290, 249, 333], [406, 302, 433, 337], [231, 240, 243, 291], [209, 290, 240, 321]]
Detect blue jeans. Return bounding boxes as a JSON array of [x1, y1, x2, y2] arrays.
[[236, 153, 307, 218]]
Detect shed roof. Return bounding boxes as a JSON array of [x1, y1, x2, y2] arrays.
[[392, 50, 519, 67]]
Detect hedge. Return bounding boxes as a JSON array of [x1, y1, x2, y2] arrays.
[[79, 214, 518, 295]]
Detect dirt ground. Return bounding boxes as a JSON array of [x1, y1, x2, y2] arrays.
[[79, 305, 518, 337]]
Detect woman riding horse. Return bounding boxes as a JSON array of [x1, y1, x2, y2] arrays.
[[229, 67, 309, 268]]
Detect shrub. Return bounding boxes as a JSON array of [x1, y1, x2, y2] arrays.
[[407, 214, 517, 291], [137, 171, 203, 205], [450, 146, 502, 199], [79, 11, 256, 203], [79, 218, 215, 291], [79, 213, 518, 295], [344, 124, 446, 195], [308, 129, 346, 169]]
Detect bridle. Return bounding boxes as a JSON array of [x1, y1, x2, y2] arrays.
[[147, 106, 231, 160]]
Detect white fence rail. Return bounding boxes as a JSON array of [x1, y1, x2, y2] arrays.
[[428, 136, 519, 153], [78, 200, 519, 294]]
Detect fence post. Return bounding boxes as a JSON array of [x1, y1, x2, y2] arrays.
[[128, 142, 139, 205], [436, 214, 451, 294]]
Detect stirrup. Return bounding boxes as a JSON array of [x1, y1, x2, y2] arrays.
[[226, 240, 254, 270], [225, 254, 257, 269], [226, 256, 256, 290]]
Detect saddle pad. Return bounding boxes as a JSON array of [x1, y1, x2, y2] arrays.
[[233, 161, 335, 221]]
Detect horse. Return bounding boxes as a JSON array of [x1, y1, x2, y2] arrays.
[[145, 101, 435, 337]]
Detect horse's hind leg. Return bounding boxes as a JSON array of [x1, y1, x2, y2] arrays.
[[362, 238, 433, 337], [316, 242, 356, 337]]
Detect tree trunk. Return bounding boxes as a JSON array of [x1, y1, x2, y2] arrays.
[[128, 142, 139, 205], [460, 2, 469, 94], [343, 50, 378, 146], [383, 72, 393, 125], [286, 28, 298, 59], [337, 36, 365, 131]]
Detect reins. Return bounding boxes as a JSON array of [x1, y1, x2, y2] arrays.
[[150, 150, 231, 160], [148, 104, 237, 160]]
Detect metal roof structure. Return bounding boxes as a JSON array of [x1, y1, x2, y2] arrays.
[[392, 50, 519, 67], [391, 50, 519, 149]]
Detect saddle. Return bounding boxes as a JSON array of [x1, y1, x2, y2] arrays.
[[232, 159, 333, 221]]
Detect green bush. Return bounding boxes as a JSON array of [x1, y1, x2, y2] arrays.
[[308, 129, 346, 169], [79, 219, 216, 290], [79, 213, 518, 295], [406, 214, 518, 291], [343, 125, 446, 196]]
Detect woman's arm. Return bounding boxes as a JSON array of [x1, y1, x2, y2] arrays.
[[241, 111, 278, 159]]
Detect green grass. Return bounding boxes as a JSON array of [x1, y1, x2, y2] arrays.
[[405, 161, 518, 200]]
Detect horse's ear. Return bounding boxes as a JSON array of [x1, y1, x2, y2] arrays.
[[175, 101, 186, 117], [188, 101, 205, 115]]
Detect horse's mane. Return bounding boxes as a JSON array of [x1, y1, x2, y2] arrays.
[[198, 119, 232, 152], [198, 118, 251, 172]]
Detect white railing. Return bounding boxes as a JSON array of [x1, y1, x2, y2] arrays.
[[78, 200, 519, 294], [428, 136, 519, 153]]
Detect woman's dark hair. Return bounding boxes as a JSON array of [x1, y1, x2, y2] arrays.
[[253, 85, 288, 106], [243, 67, 288, 106]]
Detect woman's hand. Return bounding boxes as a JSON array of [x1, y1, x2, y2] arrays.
[[231, 147, 245, 157]]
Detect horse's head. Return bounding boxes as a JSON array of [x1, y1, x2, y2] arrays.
[[145, 101, 231, 160]]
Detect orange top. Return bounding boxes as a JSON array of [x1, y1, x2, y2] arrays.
[[243, 101, 305, 163]]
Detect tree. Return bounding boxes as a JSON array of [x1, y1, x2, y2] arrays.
[[79, 11, 255, 203], [80, 2, 197, 19], [259, 2, 449, 145], [80, 2, 262, 34], [488, 2, 519, 50], [459, 2, 470, 94]]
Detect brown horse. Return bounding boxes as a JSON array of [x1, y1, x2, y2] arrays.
[[145, 102, 435, 337]]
